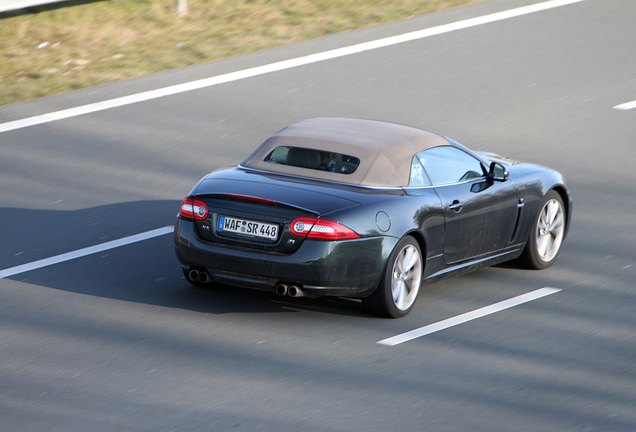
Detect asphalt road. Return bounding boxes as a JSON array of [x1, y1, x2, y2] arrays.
[[1, 0, 635, 430]]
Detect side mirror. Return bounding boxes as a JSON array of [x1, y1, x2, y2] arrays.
[[489, 162, 509, 182]]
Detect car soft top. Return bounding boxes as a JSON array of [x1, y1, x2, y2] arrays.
[[241, 118, 449, 187]]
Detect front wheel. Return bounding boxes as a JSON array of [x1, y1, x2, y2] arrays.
[[517, 190, 566, 269], [364, 236, 423, 318]]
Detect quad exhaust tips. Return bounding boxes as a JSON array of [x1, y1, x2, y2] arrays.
[[275, 283, 305, 297]]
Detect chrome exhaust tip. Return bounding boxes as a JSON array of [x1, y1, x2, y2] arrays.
[[198, 271, 210, 283], [275, 284, 288, 296], [188, 269, 200, 281], [287, 285, 305, 298]]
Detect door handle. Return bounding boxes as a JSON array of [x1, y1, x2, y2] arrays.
[[449, 200, 463, 213]]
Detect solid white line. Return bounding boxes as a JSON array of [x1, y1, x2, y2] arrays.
[[613, 100, 636, 111], [0, 0, 585, 134], [0, 226, 174, 279], [377, 287, 561, 346]]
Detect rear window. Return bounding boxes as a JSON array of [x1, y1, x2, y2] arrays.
[[264, 146, 360, 175]]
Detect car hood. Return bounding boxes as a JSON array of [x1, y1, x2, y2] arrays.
[[477, 151, 520, 167], [478, 152, 549, 176]]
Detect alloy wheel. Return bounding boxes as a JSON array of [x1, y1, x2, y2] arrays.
[[391, 244, 422, 311], [535, 198, 565, 262]]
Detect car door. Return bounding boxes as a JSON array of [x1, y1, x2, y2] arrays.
[[416, 146, 518, 264]]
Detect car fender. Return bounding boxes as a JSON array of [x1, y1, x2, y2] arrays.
[[508, 165, 572, 244], [322, 190, 445, 276]]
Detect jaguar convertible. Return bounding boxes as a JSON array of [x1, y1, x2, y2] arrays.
[[174, 118, 571, 317]]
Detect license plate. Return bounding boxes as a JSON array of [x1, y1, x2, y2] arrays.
[[217, 215, 279, 240]]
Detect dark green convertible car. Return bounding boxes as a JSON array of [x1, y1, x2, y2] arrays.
[[175, 118, 571, 317]]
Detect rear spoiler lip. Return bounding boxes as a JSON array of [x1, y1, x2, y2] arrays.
[[192, 192, 322, 216]]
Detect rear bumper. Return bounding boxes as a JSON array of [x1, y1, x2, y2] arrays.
[[174, 217, 397, 298]]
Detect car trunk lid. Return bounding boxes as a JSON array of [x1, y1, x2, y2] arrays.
[[189, 170, 362, 253]]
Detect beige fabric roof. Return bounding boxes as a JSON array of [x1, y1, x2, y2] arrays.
[[241, 118, 449, 187]]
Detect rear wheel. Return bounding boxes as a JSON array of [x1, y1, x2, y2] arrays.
[[517, 190, 566, 269], [364, 236, 423, 318]]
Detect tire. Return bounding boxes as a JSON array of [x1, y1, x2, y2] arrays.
[[517, 190, 566, 270], [364, 236, 423, 318]]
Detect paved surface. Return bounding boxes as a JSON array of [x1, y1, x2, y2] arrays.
[[1, 0, 635, 430]]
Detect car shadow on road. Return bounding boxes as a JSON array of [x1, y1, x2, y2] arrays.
[[0, 201, 367, 318]]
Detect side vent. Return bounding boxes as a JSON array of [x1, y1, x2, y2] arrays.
[[510, 198, 525, 242]]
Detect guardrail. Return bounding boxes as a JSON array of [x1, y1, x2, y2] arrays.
[[0, 0, 70, 13], [0, 0, 186, 14]]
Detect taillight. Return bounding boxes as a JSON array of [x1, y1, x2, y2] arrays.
[[180, 198, 208, 221], [290, 218, 315, 236], [290, 217, 360, 240]]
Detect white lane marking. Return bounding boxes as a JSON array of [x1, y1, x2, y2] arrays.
[[0, 226, 174, 279], [377, 287, 561, 346], [613, 100, 636, 111], [0, 0, 585, 134]]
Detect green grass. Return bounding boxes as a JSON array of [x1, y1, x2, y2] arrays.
[[0, 0, 483, 106]]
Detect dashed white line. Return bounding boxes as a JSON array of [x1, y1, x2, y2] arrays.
[[0, 226, 174, 279], [377, 287, 562, 346], [613, 100, 636, 111], [0, 0, 585, 134]]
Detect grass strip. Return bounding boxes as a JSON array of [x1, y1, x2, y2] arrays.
[[1, 0, 482, 106]]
